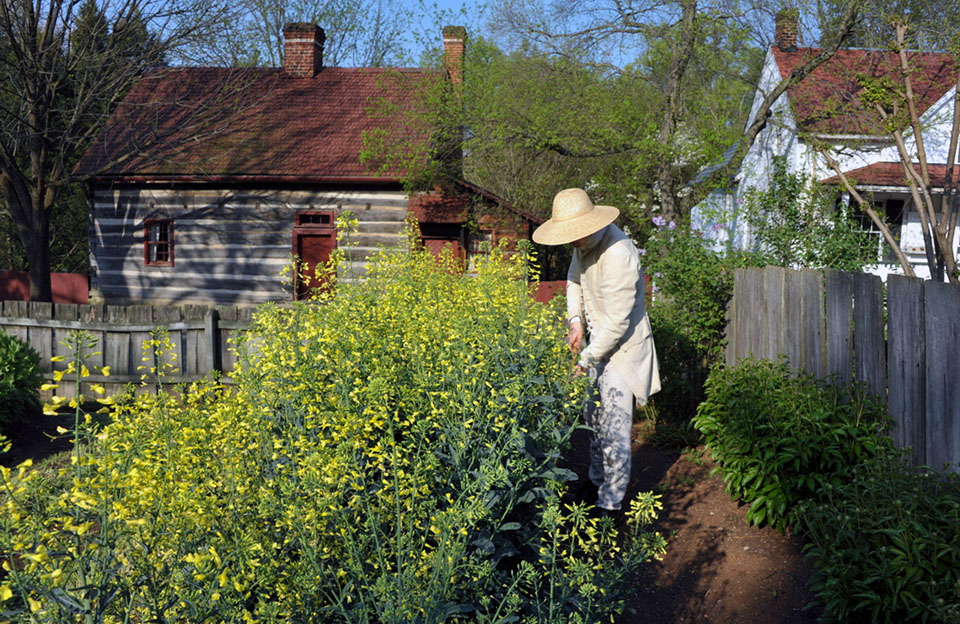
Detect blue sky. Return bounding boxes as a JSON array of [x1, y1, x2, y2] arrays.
[[401, 0, 490, 63]]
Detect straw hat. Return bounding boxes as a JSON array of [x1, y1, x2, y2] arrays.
[[532, 188, 620, 246]]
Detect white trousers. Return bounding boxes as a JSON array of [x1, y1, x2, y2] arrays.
[[584, 360, 634, 511]]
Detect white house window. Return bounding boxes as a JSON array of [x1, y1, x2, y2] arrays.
[[144, 219, 174, 266], [852, 197, 904, 263]]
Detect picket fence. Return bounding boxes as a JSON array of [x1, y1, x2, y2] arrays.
[[0, 300, 256, 399], [726, 266, 959, 471]]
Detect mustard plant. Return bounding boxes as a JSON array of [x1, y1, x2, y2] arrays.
[[1, 233, 666, 623]]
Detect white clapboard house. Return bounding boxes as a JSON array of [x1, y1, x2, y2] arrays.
[[693, 12, 958, 280]]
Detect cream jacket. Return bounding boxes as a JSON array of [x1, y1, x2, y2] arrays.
[[566, 224, 661, 404]]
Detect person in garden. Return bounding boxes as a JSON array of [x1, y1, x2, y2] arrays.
[[533, 188, 661, 514]]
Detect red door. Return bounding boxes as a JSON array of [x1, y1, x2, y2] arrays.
[[293, 211, 336, 300]]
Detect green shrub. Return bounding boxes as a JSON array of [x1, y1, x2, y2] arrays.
[[0, 239, 666, 623], [800, 455, 960, 623], [692, 358, 893, 531], [643, 304, 706, 446], [741, 156, 875, 272], [0, 331, 42, 433], [641, 221, 758, 439]]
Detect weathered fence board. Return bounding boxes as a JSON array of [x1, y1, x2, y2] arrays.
[[762, 267, 783, 361], [0, 302, 256, 399], [887, 274, 925, 465], [800, 270, 824, 378], [852, 272, 885, 398], [782, 269, 804, 370], [727, 266, 960, 471], [924, 281, 960, 470], [824, 269, 853, 385]]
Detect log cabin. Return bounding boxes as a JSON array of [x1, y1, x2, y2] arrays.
[[74, 25, 540, 305]]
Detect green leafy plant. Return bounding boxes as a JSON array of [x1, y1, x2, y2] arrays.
[[0, 332, 43, 433], [800, 454, 960, 623], [741, 157, 876, 271], [693, 358, 893, 531], [641, 219, 758, 441]]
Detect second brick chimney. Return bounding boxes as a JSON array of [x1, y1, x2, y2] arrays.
[[775, 8, 799, 52], [283, 23, 325, 77], [442, 26, 466, 88]]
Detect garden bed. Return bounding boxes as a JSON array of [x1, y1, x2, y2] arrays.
[[567, 422, 821, 624], [6, 412, 820, 624]]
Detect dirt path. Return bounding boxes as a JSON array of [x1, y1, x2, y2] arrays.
[[615, 424, 821, 624]]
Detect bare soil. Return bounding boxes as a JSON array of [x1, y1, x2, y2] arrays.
[[4, 415, 821, 624], [610, 422, 821, 624]]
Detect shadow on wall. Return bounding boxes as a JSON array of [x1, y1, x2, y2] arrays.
[[0, 271, 89, 303], [95, 186, 391, 306]]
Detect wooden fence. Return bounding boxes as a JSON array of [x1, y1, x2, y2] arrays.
[[0, 300, 255, 398], [726, 266, 959, 471]]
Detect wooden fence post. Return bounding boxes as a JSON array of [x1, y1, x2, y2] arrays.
[[205, 308, 221, 374]]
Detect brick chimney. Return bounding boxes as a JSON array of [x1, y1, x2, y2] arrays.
[[283, 23, 324, 77], [775, 8, 799, 52], [442, 26, 466, 88]]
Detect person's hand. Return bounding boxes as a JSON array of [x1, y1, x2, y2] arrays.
[[572, 363, 587, 377], [566, 320, 583, 354]]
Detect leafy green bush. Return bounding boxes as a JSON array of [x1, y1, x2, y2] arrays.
[[692, 358, 893, 531], [0, 238, 666, 623], [800, 455, 960, 623], [641, 220, 757, 439], [741, 156, 875, 271], [0, 331, 42, 432]]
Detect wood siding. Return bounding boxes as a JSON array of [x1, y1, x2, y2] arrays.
[[89, 188, 407, 305]]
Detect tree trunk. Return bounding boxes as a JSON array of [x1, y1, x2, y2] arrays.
[[656, 0, 697, 222], [25, 218, 53, 302], [4, 176, 54, 302]]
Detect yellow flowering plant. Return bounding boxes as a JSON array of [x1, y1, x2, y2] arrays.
[[0, 228, 665, 623]]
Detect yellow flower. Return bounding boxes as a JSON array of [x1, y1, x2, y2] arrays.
[[0, 584, 12, 601]]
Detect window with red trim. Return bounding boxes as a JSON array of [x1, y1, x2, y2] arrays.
[[144, 219, 174, 266]]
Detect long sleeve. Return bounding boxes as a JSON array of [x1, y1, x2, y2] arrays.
[[566, 250, 583, 324], [578, 243, 639, 367]]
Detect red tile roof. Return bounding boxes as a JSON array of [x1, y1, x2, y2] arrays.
[[772, 47, 957, 135], [75, 65, 439, 179], [820, 161, 960, 187]]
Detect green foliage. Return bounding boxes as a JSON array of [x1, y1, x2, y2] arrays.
[[0, 332, 42, 433], [0, 240, 666, 622], [361, 26, 763, 233], [818, 0, 960, 51], [639, 219, 758, 438], [800, 455, 960, 623], [692, 358, 893, 532], [741, 157, 876, 271]]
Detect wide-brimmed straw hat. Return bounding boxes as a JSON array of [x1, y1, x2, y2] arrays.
[[532, 188, 620, 246]]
